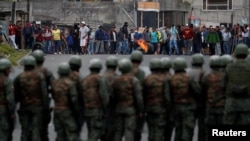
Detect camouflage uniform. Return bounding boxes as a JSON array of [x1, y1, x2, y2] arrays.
[[0, 58, 15, 141], [80, 58, 109, 141], [14, 56, 47, 141], [220, 54, 233, 71], [246, 48, 250, 62], [101, 56, 118, 141], [144, 58, 169, 141], [130, 50, 145, 141], [112, 58, 143, 141], [52, 63, 79, 141], [68, 55, 83, 135], [223, 44, 250, 125], [186, 53, 205, 141], [166, 57, 201, 141], [32, 49, 55, 141]]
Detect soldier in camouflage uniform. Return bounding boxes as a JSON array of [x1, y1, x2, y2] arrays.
[[160, 57, 172, 79], [14, 56, 47, 141], [130, 50, 145, 141], [101, 55, 118, 141], [112, 58, 143, 141], [223, 43, 250, 125], [166, 57, 201, 141], [144, 58, 169, 141], [0, 58, 15, 141], [220, 54, 233, 71], [186, 53, 205, 141], [52, 63, 79, 141], [246, 48, 250, 62], [68, 55, 83, 135], [80, 58, 109, 141], [31, 49, 54, 141], [201, 55, 225, 140]]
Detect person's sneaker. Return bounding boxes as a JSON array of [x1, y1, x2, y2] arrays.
[[59, 52, 61, 54], [54, 52, 57, 55]]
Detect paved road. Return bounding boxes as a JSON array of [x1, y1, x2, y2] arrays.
[[10, 54, 213, 141]]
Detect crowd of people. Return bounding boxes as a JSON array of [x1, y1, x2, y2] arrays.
[[0, 44, 250, 141], [1, 20, 250, 56]]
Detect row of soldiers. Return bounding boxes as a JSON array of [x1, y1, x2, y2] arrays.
[[0, 43, 250, 141]]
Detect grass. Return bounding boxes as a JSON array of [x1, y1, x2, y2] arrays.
[[0, 43, 30, 66]]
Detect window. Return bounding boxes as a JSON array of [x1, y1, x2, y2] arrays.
[[203, 0, 232, 10]]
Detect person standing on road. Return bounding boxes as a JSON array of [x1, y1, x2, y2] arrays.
[[121, 22, 129, 54], [0, 58, 15, 141], [205, 26, 220, 55], [14, 56, 47, 141], [109, 26, 118, 54], [183, 24, 194, 55], [95, 25, 105, 54], [112, 58, 143, 141], [52, 25, 62, 54], [8, 21, 18, 49], [51, 63, 80, 141], [42, 25, 53, 54], [79, 21, 90, 54]]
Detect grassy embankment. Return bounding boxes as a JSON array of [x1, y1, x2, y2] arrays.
[[0, 43, 30, 66]]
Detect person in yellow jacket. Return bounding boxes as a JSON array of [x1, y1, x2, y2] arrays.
[[52, 25, 62, 54]]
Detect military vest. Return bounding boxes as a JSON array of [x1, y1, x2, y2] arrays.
[[70, 71, 80, 83], [52, 78, 72, 110], [81, 74, 102, 109], [0, 74, 7, 107], [144, 73, 165, 106], [113, 74, 135, 107], [204, 72, 225, 108], [103, 70, 116, 95], [19, 71, 43, 106], [170, 73, 193, 104]]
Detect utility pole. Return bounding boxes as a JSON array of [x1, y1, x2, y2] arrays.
[[11, 0, 16, 23], [27, 0, 30, 21], [134, 0, 137, 27]]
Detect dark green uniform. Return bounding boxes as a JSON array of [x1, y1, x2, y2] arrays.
[[14, 56, 47, 141], [0, 58, 15, 141], [52, 63, 79, 141]]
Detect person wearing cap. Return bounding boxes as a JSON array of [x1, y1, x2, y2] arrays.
[[79, 21, 90, 54], [205, 26, 220, 55]]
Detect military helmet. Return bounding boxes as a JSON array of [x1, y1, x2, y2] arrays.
[[248, 48, 250, 55], [23, 56, 36, 66], [221, 54, 233, 67], [149, 58, 161, 70], [31, 49, 45, 62], [172, 57, 187, 71], [69, 55, 82, 67], [105, 55, 118, 67], [89, 58, 102, 70], [57, 62, 71, 75], [118, 58, 132, 73], [0, 58, 11, 71], [209, 55, 221, 68], [191, 53, 204, 66], [130, 50, 143, 62], [161, 57, 172, 70], [234, 43, 248, 56]]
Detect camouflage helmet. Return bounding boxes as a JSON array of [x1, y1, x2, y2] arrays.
[[172, 57, 187, 71], [221, 54, 233, 67], [105, 55, 118, 67], [0, 58, 11, 71], [161, 57, 172, 70], [23, 56, 36, 66], [130, 50, 143, 62], [57, 62, 71, 75], [191, 53, 204, 66], [209, 55, 221, 68], [234, 43, 248, 56], [31, 49, 45, 62], [118, 58, 132, 73], [149, 58, 161, 70], [89, 58, 102, 70], [69, 55, 82, 67]]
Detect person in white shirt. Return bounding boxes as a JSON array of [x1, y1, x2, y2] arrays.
[[79, 21, 89, 54], [222, 28, 232, 54], [88, 28, 95, 55]]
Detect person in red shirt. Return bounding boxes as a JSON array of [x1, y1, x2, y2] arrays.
[[15, 21, 22, 49], [8, 21, 18, 49], [42, 25, 53, 54], [183, 24, 194, 55]]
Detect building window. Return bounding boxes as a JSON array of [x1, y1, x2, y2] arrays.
[[203, 0, 232, 10]]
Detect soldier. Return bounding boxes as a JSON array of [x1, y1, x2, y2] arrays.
[[144, 58, 169, 141], [130, 50, 145, 141], [112, 58, 143, 141], [160, 57, 172, 79], [68, 55, 83, 135], [246, 48, 250, 62], [14, 56, 47, 141], [220, 54, 233, 71], [101, 55, 118, 141], [201, 55, 225, 140], [186, 53, 205, 141], [166, 57, 200, 141], [80, 58, 109, 141], [31, 49, 54, 141], [223, 43, 250, 125], [0, 58, 15, 141], [51, 63, 79, 141]]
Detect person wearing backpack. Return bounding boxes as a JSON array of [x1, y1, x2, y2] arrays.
[[23, 21, 33, 49]]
